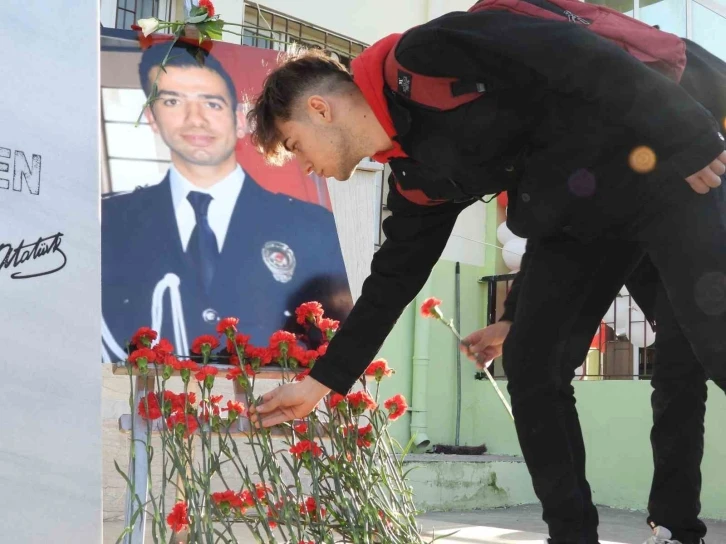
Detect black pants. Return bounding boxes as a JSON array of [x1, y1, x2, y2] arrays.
[[502, 182, 725, 544]]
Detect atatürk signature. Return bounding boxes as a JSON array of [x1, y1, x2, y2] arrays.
[[0, 232, 67, 279]]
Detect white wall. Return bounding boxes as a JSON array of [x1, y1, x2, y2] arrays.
[[101, 0, 117, 27], [326, 162, 381, 301], [442, 202, 488, 267], [0, 1, 101, 543], [249, 0, 426, 44]]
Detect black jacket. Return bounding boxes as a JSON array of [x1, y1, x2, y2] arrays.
[[308, 10, 726, 394]]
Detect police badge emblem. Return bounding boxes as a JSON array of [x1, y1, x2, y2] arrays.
[[262, 241, 296, 283]]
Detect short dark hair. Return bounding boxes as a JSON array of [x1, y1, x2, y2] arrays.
[[246, 47, 354, 165], [138, 41, 239, 111]]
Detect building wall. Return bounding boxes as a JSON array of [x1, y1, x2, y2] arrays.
[[245, 0, 476, 45]]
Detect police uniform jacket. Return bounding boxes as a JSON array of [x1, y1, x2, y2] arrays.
[[102, 172, 350, 357]]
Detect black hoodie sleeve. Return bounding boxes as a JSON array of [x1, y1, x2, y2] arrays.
[[308, 176, 470, 394], [396, 10, 724, 179]]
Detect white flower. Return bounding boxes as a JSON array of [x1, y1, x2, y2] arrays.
[[137, 17, 160, 37]]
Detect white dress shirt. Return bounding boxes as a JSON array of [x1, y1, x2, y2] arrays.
[[169, 164, 245, 252]]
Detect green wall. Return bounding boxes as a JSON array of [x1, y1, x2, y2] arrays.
[[375, 259, 488, 447], [470, 380, 726, 520]]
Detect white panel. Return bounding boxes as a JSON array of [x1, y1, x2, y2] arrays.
[[0, 1, 102, 543], [325, 166, 379, 301]]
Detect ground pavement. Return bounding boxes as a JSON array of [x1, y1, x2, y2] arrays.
[[103, 503, 726, 543]]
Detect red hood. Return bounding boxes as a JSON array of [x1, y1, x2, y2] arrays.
[[351, 34, 409, 164]]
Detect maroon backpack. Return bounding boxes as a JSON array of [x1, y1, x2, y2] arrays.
[[384, 0, 687, 111]]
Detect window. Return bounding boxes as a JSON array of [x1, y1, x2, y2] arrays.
[[242, 3, 368, 69], [101, 87, 171, 194], [115, 0, 173, 31], [585, 0, 726, 62]]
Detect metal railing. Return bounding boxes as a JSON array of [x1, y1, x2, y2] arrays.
[[478, 273, 656, 380]]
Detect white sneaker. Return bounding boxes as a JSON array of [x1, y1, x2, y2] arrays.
[[643, 526, 682, 544]]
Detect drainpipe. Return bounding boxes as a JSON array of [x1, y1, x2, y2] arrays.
[[411, 280, 433, 451], [455, 262, 462, 446]]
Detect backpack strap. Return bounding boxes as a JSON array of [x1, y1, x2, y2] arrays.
[[383, 32, 487, 111]]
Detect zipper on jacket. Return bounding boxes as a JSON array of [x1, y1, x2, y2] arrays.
[[563, 10, 592, 25]]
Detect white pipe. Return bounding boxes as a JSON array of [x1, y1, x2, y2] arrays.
[[410, 280, 433, 451]]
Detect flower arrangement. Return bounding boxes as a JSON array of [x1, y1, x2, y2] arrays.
[[129, 0, 295, 126], [116, 300, 438, 543]]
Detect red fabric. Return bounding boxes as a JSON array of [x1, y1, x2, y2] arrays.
[[469, 0, 686, 82], [394, 181, 447, 206], [350, 34, 409, 164]]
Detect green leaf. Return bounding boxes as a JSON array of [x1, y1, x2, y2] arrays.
[[198, 19, 224, 40], [186, 13, 209, 24]]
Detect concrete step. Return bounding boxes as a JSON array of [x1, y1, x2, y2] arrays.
[[402, 453, 537, 512]]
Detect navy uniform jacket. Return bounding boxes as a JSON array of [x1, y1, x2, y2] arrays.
[[102, 172, 351, 358], [307, 11, 726, 394]]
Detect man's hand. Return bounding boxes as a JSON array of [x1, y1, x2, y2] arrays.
[[685, 150, 726, 194], [461, 321, 512, 370], [248, 377, 331, 428]]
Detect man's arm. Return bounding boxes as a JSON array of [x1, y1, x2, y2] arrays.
[[397, 11, 724, 179], [308, 175, 471, 394]]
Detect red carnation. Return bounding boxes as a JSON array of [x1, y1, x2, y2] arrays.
[[153, 338, 174, 360], [199, 0, 215, 17], [131, 24, 142, 31], [131, 327, 157, 348], [191, 334, 220, 354], [226, 333, 250, 355], [245, 345, 272, 367], [225, 365, 255, 389], [328, 393, 345, 409], [269, 330, 298, 360], [289, 439, 323, 459], [138, 393, 162, 420], [420, 297, 443, 319], [128, 348, 157, 371], [317, 343, 328, 357], [356, 423, 374, 448], [294, 422, 308, 435], [224, 400, 245, 420], [167, 412, 199, 438], [318, 318, 339, 340], [299, 496, 326, 520], [212, 490, 242, 512], [255, 482, 273, 502], [163, 391, 196, 415], [344, 423, 374, 448], [199, 394, 223, 420], [384, 393, 408, 421], [238, 489, 255, 511], [302, 349, 319, 367], [365, 359, 394, 381], [294, 368, 311, 382], [295, 301, 324, 326], [346, 390, 377, 414], [216, 317, 239, 336], [177, 360, 200, 372], [166, 501, 189, 533], [195, 366, 219, 390], [287, 343, 307, 368]]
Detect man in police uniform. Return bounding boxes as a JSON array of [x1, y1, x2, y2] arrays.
[[101, 42, 351, 359]]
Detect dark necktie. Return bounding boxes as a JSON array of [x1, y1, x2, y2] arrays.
[[186, 191, 219, 291]]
